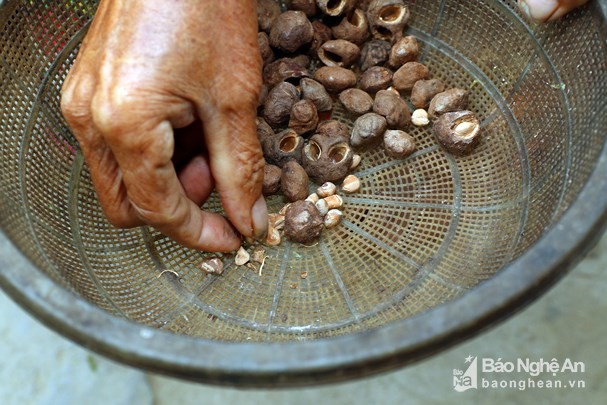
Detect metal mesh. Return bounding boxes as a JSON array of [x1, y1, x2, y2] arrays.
[[1, 0, 606, 343]]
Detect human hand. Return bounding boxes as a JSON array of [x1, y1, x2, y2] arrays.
[[518, 0, 590, 22], [61, 0, 267, 252]]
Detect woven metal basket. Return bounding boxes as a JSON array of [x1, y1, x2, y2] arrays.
[[0, 0, 606, 386]]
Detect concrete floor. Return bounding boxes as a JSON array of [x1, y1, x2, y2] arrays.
[[1, 232, 606, 404]]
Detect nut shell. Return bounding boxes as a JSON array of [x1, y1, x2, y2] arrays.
[[309, 20, 333, 56], [263, 164, 283, 196], [269, 11, 314, 53], [318, 39, 361, 68], [316, 0, 357, 17], [373, 89, 411, 128], [359, 66, 393, 95], [433, 111, 481, 155], [264, 129, 305, 167], [281, 160, 310, 202], [387, 36, 420, 68], [428, 88, 470, 118], [331, 9, 370, 45], [339, 88, 374, 115], [289, 99, 319, 135], [263, 57, 310, 88], [303, 134, 353, 183], [366, 0, 410, 43], [410, 79, 446, 109], [351, 112, 388, 148], [284, 201, 324, 244], [314, 66, 358, 93], [263, 82, 301, 129], [359, 40, 391, 71], [393, 62, 430, 92]]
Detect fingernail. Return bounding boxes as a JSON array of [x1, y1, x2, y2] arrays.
[[518, 0, 532, 19], [519, 0, 558, 22], [251, 195, 268, 240]]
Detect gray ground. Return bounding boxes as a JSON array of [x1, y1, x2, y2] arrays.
[[1, 232, 605, 404]]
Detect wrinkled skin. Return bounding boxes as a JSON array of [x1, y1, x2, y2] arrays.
[[61, 0, 267, 252], [518, 0, 589, 22]]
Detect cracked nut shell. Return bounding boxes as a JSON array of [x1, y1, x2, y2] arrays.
[[287, 0, 318, 17], [314, 66, 357, 93], [331, 8, 370, 45], [281, 160, 310, 202], [289, 99, 319, 135], [428, 88, 470, 118], [359, 66, 393, 95], [316, 0, 357, 17], [351, 112, 388, 148], [309, 20, 333, 56], [367, 0, 410, 43], [263, 164, 283, 196], [393, 62, 430, 92], [373, 89, 411, 128], [269, 11, 314, 53], [339, 88, 374, 115], [284, 200, 324, 244], [411, 79, 446, 109], [303, 133, 353, 183], [318, 39, 361, 68], [263, 82, 300, 129], [263, 57, 310, 88], [433, 111, 481, 155], [264, 129, 305, 167], [384, 129, 416, 158]]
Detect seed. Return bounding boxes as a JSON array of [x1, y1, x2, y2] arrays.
[[388, 36, 420, 69], [324, 194, 344, 209], [339, 88, 374, 116], [410, 79, 446, 109], [393, 62, 430, 92], [317, 182, 337, 198], [281, 160, 310, 202], [350, 112, 388, 148], [315, 198, 330, 216], [411, 109, 430, 126], [350, 154, 362, 170], [263, 82, 300, 129], [269, 10, 314, 53], [341, 175, 361, 193], [455, 122, 478, 138], [284, 201, 324, 244], [300, 271, 309, 279], [305, 193, 320, 204], [235, 247, 250, 266], [263, 164, 282, 196], [358, 66, 393, 95], [252, 248, 267, 264], [314, 66, 358, 94], [428, 88, 470, 118], [302, 134, 353, 183], [200, 257, 224, 275], [324, 209, 344, 228], [384, 129, 416, 158]]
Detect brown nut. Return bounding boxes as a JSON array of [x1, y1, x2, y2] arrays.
[[303, 133, 353, 183], [292, 54, 312, 68], [351, 112, 388, 148], [281, 160, 310, 202], [263, 164, 282, 196], [316, 0, 356, 17], [313, 66, 357, 94], [263, 57, 310, 87], [411, 79, 446, 109], [284, 200, 324, 244], [331, 9, 370, 45], [318, 39, 361, 68], [300, 78, 333, 112], [269, 11, 314, 53], [393, 62, 430, 92], [316, 120, 350, 141], [373, 89, 411, 128], [367, 0, 410, 43], [265, 129, 305, 167], [359, 66, 393, 95], [289, 99, 319, 135], [263, 82, 300, 129], [428, 88, 470, 118], [258, 83, 269, 109], [287, 0, 318, 17], [257, 0, 281, 33], [384, 129, 416, 158], [359, 39, 392, 72], [339, 88, 374, 115], [256, 117, 275, 148], [387, 36, 420, 69], [258, 32, 275, 67], [433, 111, 481, 155], [309, 20, 333, 56]]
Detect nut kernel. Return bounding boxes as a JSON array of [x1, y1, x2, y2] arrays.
[[235, 247, 250, 266], [324, 194, 344, 209], [317, 182, 337, 198], [305, 193, 320, 204], [266, 226, 282, 246], [324, 209, 344, 228], [341, 175, 361, 193], [315, 199, 330, 216], [200, 257, 224, 275], [411, 109, 430, 126], [350, 154, 362, 170], [455, 122, 478, 139]]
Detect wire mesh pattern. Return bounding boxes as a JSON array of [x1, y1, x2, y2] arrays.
[[0, 0, 606, 343]]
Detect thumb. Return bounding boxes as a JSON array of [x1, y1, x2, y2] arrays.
[[202, 105, 268, 240], [518, 0, 589, 22]]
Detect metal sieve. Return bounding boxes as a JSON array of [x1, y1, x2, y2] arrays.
[[0, 0, 606, 387]]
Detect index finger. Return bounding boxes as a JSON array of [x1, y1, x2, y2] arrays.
[[98, 117, 242, 252]]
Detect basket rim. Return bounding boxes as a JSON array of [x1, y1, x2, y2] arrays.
[[0, 0, 606, 388]]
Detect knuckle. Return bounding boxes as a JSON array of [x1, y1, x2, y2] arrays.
[[60, 78, 94, 127]]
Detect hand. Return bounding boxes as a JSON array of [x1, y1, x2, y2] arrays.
[[518, 0, 590, 22], [61, 0, 267, 252]]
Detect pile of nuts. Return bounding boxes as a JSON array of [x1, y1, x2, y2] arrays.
[[204, 0, 483, 273]]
